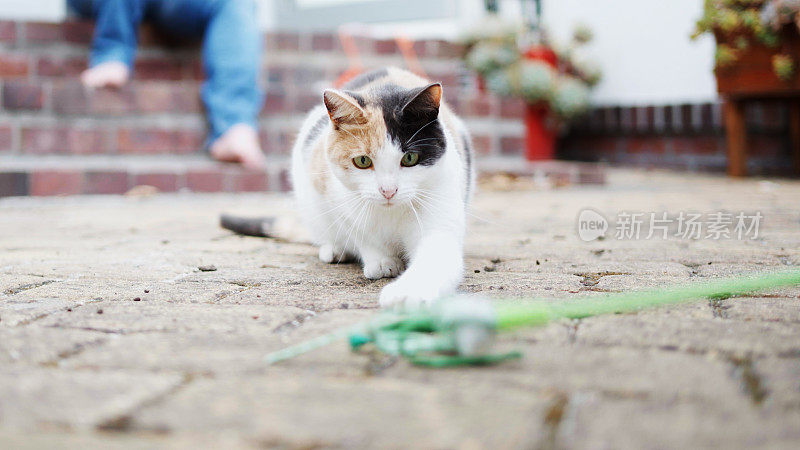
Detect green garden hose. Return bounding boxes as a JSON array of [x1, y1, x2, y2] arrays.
[[265, 269, 800, 367]]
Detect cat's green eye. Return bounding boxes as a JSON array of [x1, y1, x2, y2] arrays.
[[401, 151, 420, 167], [353, 155, 373, 169]]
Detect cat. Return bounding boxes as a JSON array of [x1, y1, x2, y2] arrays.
[[291, 67, 474, 308]]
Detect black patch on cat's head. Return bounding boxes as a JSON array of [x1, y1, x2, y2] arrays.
[[375, 83, 446, 166], [345, 90, 366, 108]]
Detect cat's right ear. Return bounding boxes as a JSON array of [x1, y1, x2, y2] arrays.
[[323, 90, 367, 128]]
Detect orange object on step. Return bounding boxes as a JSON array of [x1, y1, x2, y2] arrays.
[[334, 27, 428, 88], [334, 27, 364, 88], [395, 36, 428, 79]]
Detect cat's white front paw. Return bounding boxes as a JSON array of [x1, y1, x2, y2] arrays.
[[379, 278, 443, 309], [363, 256, 404, 280]]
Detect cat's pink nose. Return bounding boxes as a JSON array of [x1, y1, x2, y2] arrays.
[[379, 186, 397, 200]]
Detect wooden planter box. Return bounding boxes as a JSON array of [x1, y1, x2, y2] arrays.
[[715, 27, 800, 176], [715, 28, 800, 95]]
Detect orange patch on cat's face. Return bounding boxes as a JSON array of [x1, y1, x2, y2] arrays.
[[325, 105, 387, 170]]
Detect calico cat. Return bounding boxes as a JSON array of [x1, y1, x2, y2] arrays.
[[291, 67, 474, 307]]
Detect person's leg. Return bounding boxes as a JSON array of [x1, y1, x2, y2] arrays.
[[201, 0, 266, 168], [66, 0, 95, 17], [70, 0, 149, 88], [148, 0, 265, 168]]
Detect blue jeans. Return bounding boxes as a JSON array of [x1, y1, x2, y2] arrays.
[[68, 0, 264, 143]]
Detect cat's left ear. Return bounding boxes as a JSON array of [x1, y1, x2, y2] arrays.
[[323, 89, 368, 128], [401, 83, 442, 121]]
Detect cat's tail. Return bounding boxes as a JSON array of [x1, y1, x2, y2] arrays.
[[219, 214, 311, 243]]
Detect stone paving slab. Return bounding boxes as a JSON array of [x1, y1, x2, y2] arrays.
[[0, 326, 107, 366], [574, 301, 800, 357], [0, 368, 183, 430], [561, 394, 800, 450], [1, 169, 799, 448], [132, 373, 551, 448], [0, 430, 247, 449]]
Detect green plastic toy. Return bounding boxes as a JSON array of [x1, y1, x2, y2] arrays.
[[265, 269, 800, 367]]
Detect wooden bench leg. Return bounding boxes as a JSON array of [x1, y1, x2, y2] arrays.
[[723, 98, 747, 177], [789, 100, 800, 176]]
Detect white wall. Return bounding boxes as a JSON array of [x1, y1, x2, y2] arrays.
[[540, 0, 717, 105], [0, 0, 718, 106], [0, 0, 64, 21], [286, 0, 719, 106]]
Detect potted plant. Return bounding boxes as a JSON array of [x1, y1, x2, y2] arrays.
[[693, 0, 800, 94], [462, 18, 600, 160]]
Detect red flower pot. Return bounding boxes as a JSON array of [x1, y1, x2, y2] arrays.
[[476, 75, 487, 94], [524, 46, 558, 67], [524, 104, 556, 161], [521, 46, 558, 160]]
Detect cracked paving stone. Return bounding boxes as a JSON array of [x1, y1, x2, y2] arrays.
[[574, 302, 800, 358], [0, 279, 135, 327], [36, 302, 312, 335], [561, 393, 800, 449], [0, 326, 107, 366], [0, 368, 182, 430], [60, 309, 375, 375], [129, 374, 549, 448]]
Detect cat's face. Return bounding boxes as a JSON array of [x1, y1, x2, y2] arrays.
[[323, 84, 445, 207]]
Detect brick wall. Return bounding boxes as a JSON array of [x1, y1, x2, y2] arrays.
[[562, 101, 797, 176], [0, 20, 526, 196]]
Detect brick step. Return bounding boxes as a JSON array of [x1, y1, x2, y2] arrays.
[[0, 20, 465, 56], [0, 154, 290, 196], [0, 46, 467, 82], [0, 113, 523, 157], [1, 78, 518, 120], [0, 154, 605, 197], [0, 51, 469, 89], [1, 77, 524, 157], [1, 20, 466, 82]]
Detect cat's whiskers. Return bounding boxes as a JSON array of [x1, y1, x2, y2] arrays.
[[407, 137, 439, 144], [356, 202, 375, 250], [404, 118, 439, 146], [406, 144, 439, 151], [305, 169, 332, 176], [417, 189, 510, 228], [464, 208, 508, 227], [306, 193, 361, 223], [338, 126, 362, 144], [338, 200, 370, 262], [297, 197, 359, 231], [325, 195, 365, 243], [414, 190, 448, 205], [408, 200, 424, 235], [292, 191, 355, 215], [411, 196, 440, 219], [405, 137, 440, 148]]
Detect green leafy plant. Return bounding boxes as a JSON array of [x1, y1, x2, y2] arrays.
[[693, 0, 800, 79], [462, 18, 600, 122], [773, 53, 796, 79]]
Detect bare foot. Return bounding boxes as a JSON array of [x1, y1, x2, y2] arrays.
[[80, 61, 130, 89], [209, 124, 267, 169]]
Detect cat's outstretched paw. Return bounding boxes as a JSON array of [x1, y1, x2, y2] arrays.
[[379, 278, 442, 309], [318, 244, 353, 264], [363, 256, 404, 280]]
